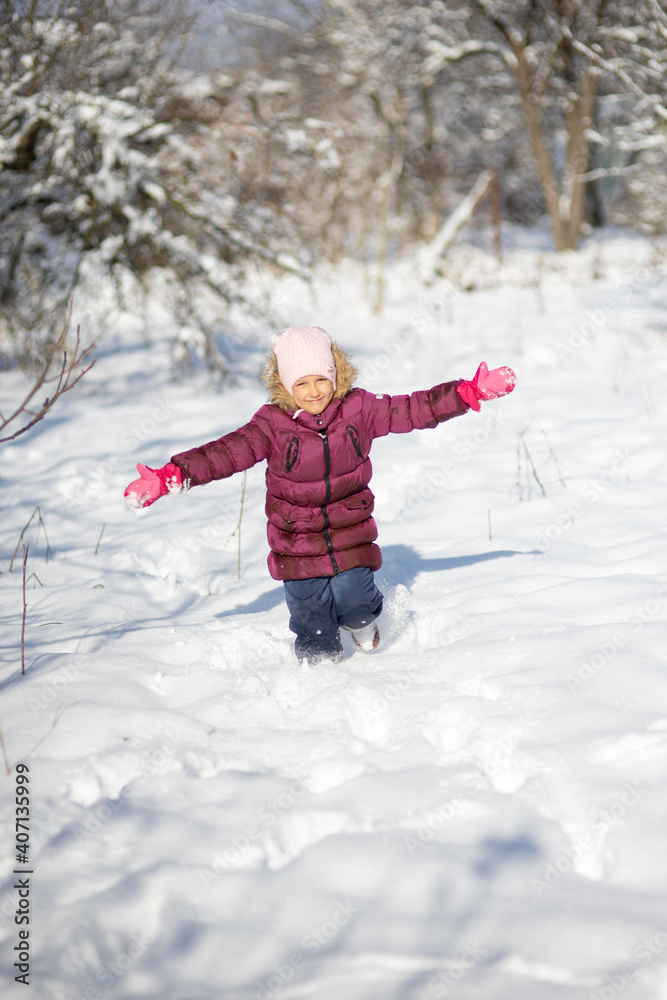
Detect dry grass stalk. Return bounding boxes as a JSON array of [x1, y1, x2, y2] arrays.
[[21, 542, 29, 675], [9, 505, 51, 571]]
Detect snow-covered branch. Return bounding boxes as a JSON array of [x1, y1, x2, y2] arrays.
[[563, 27, 667, 121], [576, 162, 643, 182], [418, 170, 495, 280], [422, 39, 512, 79], [226, 8, 315, 45]]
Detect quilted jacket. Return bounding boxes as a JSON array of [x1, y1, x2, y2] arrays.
[[172, 346, 469, 580]]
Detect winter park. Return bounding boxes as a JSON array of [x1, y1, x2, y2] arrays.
[[2, 1, 667, 998]]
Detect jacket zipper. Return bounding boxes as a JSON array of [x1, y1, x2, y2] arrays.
[[319, 429, 341, 575]]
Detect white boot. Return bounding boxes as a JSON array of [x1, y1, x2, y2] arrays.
[[343, 621, 380, 652]]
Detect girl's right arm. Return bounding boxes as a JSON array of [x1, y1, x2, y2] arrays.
[[124, 413, 273, 509]]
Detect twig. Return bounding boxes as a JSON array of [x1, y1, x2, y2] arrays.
[[515, 420, 569, 501], [520, 431, 546, 498], [237, 471, 247, 579], [9, 506, 51, 571], [21, 542, 29, 675], [621, 334, 655, 417], [490, 170, 502, 263], [0, 303, 96, 444], [515, 432, 523, 501], [166, 195, 309, 279], [95, 523, 106, 556], [535, 420, 567, 488]]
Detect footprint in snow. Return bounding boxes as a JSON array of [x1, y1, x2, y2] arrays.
[[344, 685, 398, 743]]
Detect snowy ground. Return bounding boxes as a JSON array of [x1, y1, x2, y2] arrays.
[[1, 227, 667, 1000]]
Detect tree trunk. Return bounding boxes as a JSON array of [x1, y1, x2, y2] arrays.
[[374, 130, 404, 313], [512, 44, 570, 250], [511, 43, 597, 251], [564, 69, 598, 248], [372, 91, 405, 314]]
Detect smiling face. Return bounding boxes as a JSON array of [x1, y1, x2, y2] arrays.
[[290, 375, 335, 415]]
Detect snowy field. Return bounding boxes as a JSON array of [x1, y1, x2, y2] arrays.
[[2, 227, 667, 1000]]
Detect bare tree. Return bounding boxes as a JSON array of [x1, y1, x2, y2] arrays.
[[0, 0, 304, 376], [0, 308, 95, 444], [423, 0, 667, 250], [271, 0, 667, 253], [219, 1, 459, 305]]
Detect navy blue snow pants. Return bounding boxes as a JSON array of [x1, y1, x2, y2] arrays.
[[283, 567, 383, 664]]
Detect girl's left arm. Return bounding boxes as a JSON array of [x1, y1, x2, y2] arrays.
[[368, 364, 515, 436], [368, 380, 467, 436]]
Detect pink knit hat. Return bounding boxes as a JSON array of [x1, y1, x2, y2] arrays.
[[272, 326, 337, 395]]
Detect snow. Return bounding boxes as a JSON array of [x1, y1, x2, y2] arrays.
[[1, 227, 667, 999]]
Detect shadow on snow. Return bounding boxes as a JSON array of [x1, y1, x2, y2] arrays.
[[215, 544, 531, 620]]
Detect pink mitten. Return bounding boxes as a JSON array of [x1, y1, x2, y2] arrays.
[[124, 462, 183, 509], [457, 362, 516, 412]]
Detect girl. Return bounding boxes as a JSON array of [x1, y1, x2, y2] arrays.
[[125, 326, 515, 665]]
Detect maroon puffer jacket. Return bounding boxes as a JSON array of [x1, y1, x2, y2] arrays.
[[172, 382, 468, 581]]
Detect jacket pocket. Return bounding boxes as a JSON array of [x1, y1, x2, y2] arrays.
[[340, 489, 373, 511], [347, 425, 363, 459], [285, 436, 300, 473]]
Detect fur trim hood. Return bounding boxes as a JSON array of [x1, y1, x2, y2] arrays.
[[262, 341, 358, 412]]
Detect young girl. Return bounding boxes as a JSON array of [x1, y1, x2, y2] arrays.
[[125, 326, 515, 665]]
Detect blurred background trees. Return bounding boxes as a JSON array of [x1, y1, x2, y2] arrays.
[[1, 0, 666, 379], [0, 0, 303, 378]]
